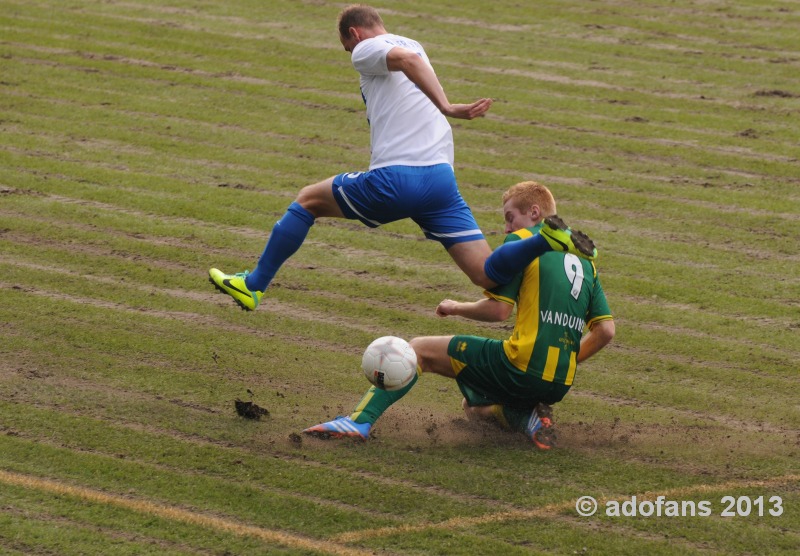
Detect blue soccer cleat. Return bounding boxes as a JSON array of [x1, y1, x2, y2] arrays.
[[525, 403, 557, 450], [303, 416, 372, 440]]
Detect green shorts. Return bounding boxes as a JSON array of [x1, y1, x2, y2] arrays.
[[448, 335, 570, 411]]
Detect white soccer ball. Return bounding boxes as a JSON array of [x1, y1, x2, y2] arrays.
[[362, 336, 417, 391]]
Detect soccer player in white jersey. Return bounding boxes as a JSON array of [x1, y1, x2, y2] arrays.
[[210, 4, 596, 311]]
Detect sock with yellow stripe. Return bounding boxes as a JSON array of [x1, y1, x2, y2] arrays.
[[350, 369, 420, 425]]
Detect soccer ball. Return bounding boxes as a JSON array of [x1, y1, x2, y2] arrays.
[[362, 336, 417, 391]]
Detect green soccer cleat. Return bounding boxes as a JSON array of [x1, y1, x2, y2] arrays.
[[525, 403, 557, 450], [540, 215, 597, 261], [208, 268, 263, 311]]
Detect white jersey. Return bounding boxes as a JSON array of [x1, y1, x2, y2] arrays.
[[351, 34, 454, 170]]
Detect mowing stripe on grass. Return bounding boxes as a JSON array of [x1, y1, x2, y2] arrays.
[[0, 469, 366, 556], [334, 473, 799, 542]]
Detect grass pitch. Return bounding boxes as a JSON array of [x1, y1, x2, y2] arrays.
[[1, 0, 798, 554]]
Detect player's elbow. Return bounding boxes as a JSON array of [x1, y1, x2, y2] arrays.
[[595, 319, 615, 347], [488, 302, 514, 322]]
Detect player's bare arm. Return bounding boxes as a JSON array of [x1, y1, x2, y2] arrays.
[[576, 319, 615, 363], [386, 47, 493, 120], [436, 297, 513, 322]]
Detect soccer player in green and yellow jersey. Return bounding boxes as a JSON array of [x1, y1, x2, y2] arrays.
[[304, 181, 614, 449]]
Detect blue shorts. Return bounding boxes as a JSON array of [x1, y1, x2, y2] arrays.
[[331, 164, 484, 248]]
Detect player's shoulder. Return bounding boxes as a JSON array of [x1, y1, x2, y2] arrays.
[[368, 34, 424, 57], [354, 34, 421, 61], [503, 224, 542, 244], [381, 34, 422, 48]]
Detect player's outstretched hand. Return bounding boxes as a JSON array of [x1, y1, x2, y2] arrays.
[[444, 98, 493, 120], [436, 299, 459, 317]]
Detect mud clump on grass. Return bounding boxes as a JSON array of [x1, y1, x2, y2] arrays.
[[235, 399, 270, 420]]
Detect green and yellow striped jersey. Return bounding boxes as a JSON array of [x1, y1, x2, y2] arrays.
[[485, 225, 612, 386]]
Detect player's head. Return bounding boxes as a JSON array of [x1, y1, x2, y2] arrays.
[[501, 181, 557, 234], [338, 5, 385, 52]]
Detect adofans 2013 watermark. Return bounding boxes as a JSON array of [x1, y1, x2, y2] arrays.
[[575, 495, 784, 518]]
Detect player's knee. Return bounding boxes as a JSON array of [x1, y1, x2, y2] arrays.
[[462, 399, 478, 420], [409, 338, 427, 371], [295, 186, 320, 213], [409, 338, 441, 376], [447, 240, 494, 288], [456, 262, 495, 290], [462, 402, 494, 421], [409, 336, 457, 378], [460, 255, 494, 289], [296, 178, 341, 218], [469, 269, 495, 290]]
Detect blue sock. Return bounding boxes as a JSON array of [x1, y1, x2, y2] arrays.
[[483, 234, 551, 285], [245, 202, 315, 292]]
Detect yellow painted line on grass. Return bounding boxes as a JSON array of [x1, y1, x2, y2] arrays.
[[0, 470, 365, 556], [335, 473, 800, 542], [4, 468, 796, 548]]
